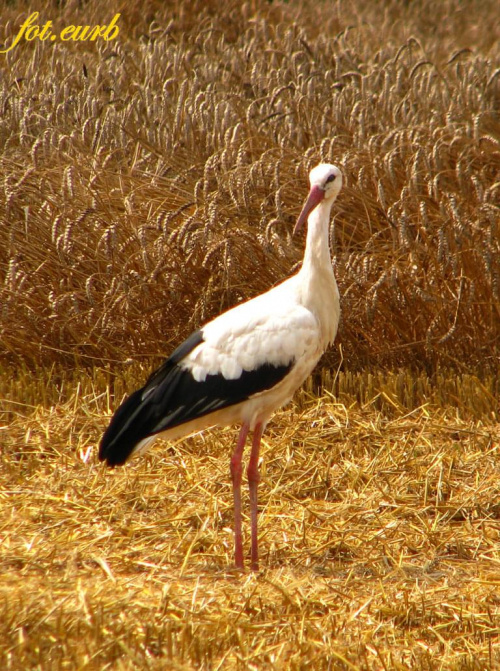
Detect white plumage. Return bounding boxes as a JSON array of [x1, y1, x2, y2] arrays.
[[99, 162, 343, 570]]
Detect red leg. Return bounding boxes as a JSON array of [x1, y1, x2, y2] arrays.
[[247, 422, 263, 571], [230, 423, 249, 570]]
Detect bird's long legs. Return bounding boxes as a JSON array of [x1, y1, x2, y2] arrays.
[[247, 422, 263, 571], [230, 423, 249, 570], [230, 422, 263, 571]]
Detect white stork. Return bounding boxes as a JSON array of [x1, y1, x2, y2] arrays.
[[99, 163, 343, 570]]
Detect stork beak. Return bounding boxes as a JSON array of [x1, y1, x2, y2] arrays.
[[293, 185, 325, 234]]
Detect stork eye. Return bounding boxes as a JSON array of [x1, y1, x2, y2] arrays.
[[326, 174, 336, 184]]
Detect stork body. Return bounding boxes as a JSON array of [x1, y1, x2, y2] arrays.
[[99, 163, 343, 570]]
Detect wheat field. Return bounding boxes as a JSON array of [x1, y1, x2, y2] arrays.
[[1, 0, 499, 669]]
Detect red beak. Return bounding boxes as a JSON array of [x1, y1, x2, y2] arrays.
[[293, 185, 325, 234]]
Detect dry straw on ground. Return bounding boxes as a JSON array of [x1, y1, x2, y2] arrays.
[[1, 0, 500, 669], [2, 369, 500, 670]]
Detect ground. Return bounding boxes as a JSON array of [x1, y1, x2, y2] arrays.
[[1, 368, 499, 670]]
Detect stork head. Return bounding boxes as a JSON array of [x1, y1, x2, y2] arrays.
[[294, 163, 342, 234]]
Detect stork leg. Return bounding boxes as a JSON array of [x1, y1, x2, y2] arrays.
[[247, 422, 263, 571], [230, 423, 250, 569]]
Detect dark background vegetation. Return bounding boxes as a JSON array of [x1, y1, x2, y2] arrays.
[[0, 0, 498, 377]]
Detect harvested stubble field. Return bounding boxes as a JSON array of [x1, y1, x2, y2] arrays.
[[1, 0, 499, 669]]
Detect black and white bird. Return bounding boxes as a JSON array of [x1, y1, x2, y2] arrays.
[[99, 163, 343, 570]]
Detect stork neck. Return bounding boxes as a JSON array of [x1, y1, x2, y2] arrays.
[[301, 199, 334, 274], [296, 197, 339, 347]]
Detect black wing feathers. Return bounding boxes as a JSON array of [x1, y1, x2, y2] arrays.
[[145, 330, 204, 389], [99, 329, 293, 467], [98, 388, 150, 465], [98, 330, 204, 466]]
